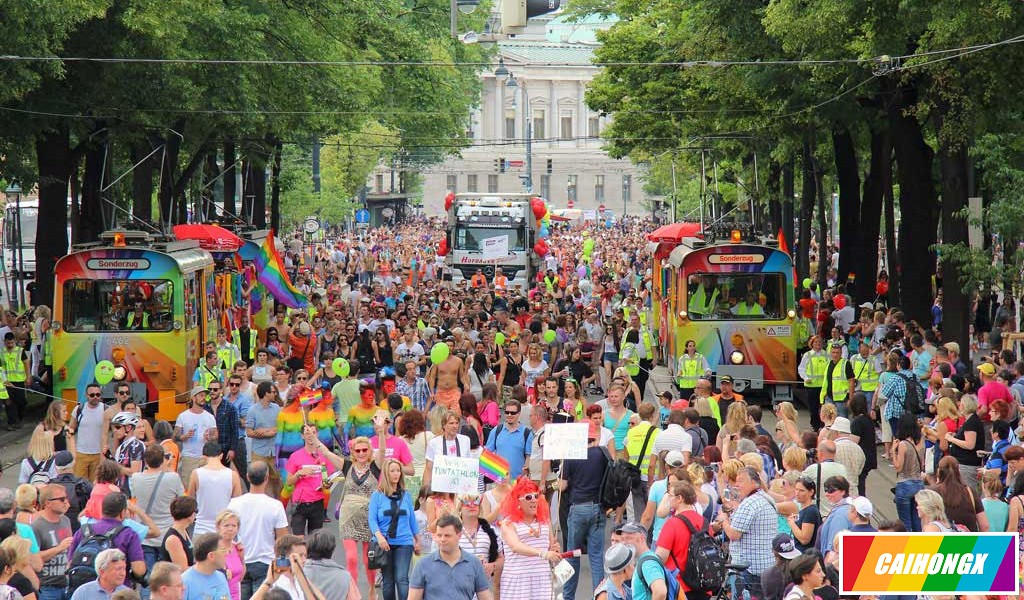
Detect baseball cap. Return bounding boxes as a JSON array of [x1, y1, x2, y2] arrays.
[[977, 362, 996, 376], [772, 533, 803, 560], [858, 302, 873, 309], [719, 374, 734, 384], [604, 543, 635, 574], [664, 451, 686, 468], [830, 417, 852, 434], [614, 521, 648, 537], [851, 496, 874, 517], [53, 451, 75, 469], [190, 385, 208, 398]]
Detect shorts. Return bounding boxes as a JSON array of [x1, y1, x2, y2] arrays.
[[603, 352, 618, 364], [435, 388, 462, 416]]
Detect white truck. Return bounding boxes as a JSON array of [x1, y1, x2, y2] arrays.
[[444, 193, 540, 289]]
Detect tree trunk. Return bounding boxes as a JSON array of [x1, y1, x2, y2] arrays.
[[883, 160, 900, 308], [856, 127, 888, 304], [271, 142, 282, 233], [815, 151, 828, 288], [241, 158, 253, 225], [34, 128, 74, 306], [258, 140, 279, 229], [80, 141, 107, 243], [767, 160, 781, 235], [158, 131, 182, 231], [224, 140, 237, 217], [888, 81, 937, 324], [936, 112, 971, 359], [798, 138, 815, 284], [833, 127, 861, 287], [782, 158, 795, 252], [130, 139, 155, 224]]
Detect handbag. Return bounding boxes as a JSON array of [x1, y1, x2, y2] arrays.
[[367, 538, 389, 570]]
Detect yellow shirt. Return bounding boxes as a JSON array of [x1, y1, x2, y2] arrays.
[[624, 421, 659, 480]]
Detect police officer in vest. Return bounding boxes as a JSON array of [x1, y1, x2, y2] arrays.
[[676, 339, 711, 401], [1, 332, 28, 429], [688, 274, 720, 319], [623, 314, 655, 400], [215, 329, 241, 372], [850, 342, 880, 410], [797, 336, 829, 430], [821, 342, 855, 418], [232, 319, 258, 365], [125, 301, 151, 330], [193, 350, 224, 390], [731, 290, 765, 316]]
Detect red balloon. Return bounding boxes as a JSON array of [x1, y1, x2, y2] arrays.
[[444, 192, 455, 211], [534, 239, 549, 257], [834, 294, 846, 309], [437, 239, 448, 256], [532, 200, 546, 220]]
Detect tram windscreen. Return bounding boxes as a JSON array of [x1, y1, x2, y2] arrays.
[[686, 272, 786, 320], [62, 280, 174, 332]]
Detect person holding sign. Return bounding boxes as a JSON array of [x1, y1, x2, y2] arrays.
[[498, 478, 561, 600], [422, 410, 472, 491], [559, 422, 611, 600]]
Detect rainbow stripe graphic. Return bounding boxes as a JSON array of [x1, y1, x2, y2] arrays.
[[254, 230, 307, 308], [478, 448, 510, 482], [840, 533, 1020, 595], [299, 389, 323, 407]]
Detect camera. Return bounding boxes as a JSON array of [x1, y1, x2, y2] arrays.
[[274, 556, 291, 570]]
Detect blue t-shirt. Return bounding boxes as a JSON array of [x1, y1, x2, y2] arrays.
[[16, 522, 39, 553], [247, 401, 282, 456], [630, 551, 666, 600], [647, 480, 669, 540], [182, 567, 231, 600]]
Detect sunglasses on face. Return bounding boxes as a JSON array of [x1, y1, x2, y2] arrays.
[[117, 390, 130, 395], [209, 387, 221, 392], [296, 377, 308, 381], [824, 487, 837, 494], [461, 498, 481, 506], [520, 493, 540, 501], [87, 393, 101, 398], [352, 448, 370, 454], [505, 410, 519, 416]]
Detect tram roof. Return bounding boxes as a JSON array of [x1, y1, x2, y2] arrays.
[[667, 238, 785, 268], [58, 242, 214, 274]]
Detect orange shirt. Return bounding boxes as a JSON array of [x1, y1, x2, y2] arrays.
[[471, 273, 487, 288]]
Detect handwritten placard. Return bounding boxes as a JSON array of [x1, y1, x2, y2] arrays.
[[542, 423, 590, 460], [430, 455, 481, 494]]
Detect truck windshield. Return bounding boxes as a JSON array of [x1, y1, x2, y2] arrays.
[[454, 226, 526, 251], [686, 272, 787, 320], [62, 279, 174, 332], [3, 206, 37, 250]]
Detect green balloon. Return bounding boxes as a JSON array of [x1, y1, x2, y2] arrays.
[[332, 358, 350, 377], [430, 342, 451, 365], [802, 277, 813, 289], [95, 360, 115, 386], [544, 330, 557, 344], [495, 332, 506, 346]]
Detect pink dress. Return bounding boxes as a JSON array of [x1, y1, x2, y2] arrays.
[[224, 543, 244, 600], [499, 520, 553, 600]]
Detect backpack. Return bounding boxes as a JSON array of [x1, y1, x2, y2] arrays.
[[897, 373, 924, 416], [65, 524, 126, 595], [598, 447, 637, 512], [676, 513, 727, 593], [26, 457, 54, 486], [637, 553, 681, 600]]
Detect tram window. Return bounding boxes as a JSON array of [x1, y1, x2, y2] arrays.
[[62, 279, 174, 332], [185, 275, 199, 329], [686, 273, 786, 320]]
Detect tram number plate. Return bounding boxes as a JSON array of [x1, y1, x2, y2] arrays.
[[765, 326, 791, 337]]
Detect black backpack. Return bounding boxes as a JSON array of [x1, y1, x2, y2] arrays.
[[65, 524, 126, 595], [897, 373, 924, 416], [598, 447, 637, 511], [676, 513, 727, 593]]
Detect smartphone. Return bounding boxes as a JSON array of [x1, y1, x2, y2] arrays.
[[274, 556, 291, 570], [710, 463, 720, 473]]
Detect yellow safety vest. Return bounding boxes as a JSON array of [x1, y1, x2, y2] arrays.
[[677, 353, 705, 389], [619, 342, 639, 376], [217, 345, 238, 372], [0, 366, 9, 399], [232, 329, 258, 361], [735, 303, 764, 316], [544, 276, 558, 294], [626, 422, 659, 475], [806, 352, 828, 388], [126, 311, 149, 329], [851, 356, 879, 392], [689, 285, 719, 315], [706, 395, 722, 427], [2, 349, 26, 383], [43, 331, 52, 366], [821, 358, 851, 403], [195, 364, 222, 389], [826, 339, 845, 353]]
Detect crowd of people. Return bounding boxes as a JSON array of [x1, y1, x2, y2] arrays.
[[0, 213, 1020, 600]]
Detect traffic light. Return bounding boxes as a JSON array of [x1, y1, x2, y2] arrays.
[[499, 156, 506, 173], [546, 158, 553, 174], [502, 0, 561, 30]]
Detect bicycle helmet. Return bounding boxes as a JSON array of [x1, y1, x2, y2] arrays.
[[111, 411, 140, 427]]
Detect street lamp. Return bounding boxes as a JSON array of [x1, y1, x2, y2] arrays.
[[3, 183, 23, 310], [501, 72, 533, 193], [450, 0, 480, 37], [493, 58, 509, 82]]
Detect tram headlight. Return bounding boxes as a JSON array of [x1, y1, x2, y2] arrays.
[[173, 320, 183, 331], [113, 366, 127, 381], [787, 309, 796, 319], [730, 351, 744, 365], [678, 310, 688, 319], [51, 321, 62, 331]]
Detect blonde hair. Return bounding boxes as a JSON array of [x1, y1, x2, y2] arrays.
[[720, 459, 744, 483], [723, 401, 747, 434], [739, 453, 763, 473], [935, 397, 959, 422], [686, 463, 706, 486], [959, 394, 979, 415], [427, 405, 447, 435], [782, 446, 807, 472], [776, 402, 798, 423], [820, 403, 837, 423], [378, 459, 406, 495], [43, 400, 67, 433], [694, 396, 712, 418], [27, 429, 54, 463], [14, 484, 36, 511], [349, 436, 372, 452], [215, 509, 240, 529], [914, 489, 948, 524], [0, 535, 29, 567], [613, 367, 631, 380]]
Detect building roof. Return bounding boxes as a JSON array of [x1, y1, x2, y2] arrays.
[[498, 41, 596, 65], [545, 13, 618, 44]]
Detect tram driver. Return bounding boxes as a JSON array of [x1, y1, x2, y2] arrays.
[[731, 290, 765, 317], [688, 274, 720, 319]]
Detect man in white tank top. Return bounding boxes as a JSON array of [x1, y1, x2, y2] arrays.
[[187, 442, 242, 535], [68, 383, 107, 481]]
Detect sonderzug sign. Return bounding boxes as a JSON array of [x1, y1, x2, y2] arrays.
[[708, 254, 765, 264], [86, 258, 151, 270]]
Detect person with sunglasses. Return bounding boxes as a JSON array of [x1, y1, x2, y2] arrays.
[[498, 478, 561, 600], [455, 494, 503, 592], [32, 483, 74, 600], [110, 411, 145, 496], [130, 444, 186, 579]]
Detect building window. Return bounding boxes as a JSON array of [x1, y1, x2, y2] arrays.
[[622, 175, 632, 203], [375, 174, 385, 192], [540, 174, 551, 200], [567, 174, 578, 202], [533, 110, 545, 140], [560, 111, 574, 140], [505, 110, 517, 140], [488, 174, 499, 193], [595, 174, 605, 202], [446, 174, 458, 193], [467, 174, 478, 193], [588, 116, 600, 138]]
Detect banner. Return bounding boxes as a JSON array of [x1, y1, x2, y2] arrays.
[[430, 455, 480, 494], [542, 423, 589, 460], [840, 532, 1020, 596], [481, 235, 509, 259]]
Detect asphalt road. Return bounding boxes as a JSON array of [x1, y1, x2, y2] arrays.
[[0, 368, 898, 600]]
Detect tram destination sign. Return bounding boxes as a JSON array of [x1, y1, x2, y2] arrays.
[[86, 258, 151, 270]]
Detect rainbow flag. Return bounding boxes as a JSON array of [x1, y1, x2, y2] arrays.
[[479, 448, 510, 482], [299, 389, 323, 407], [253, 230, 307, 308]]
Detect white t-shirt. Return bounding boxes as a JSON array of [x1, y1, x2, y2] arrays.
[[226, 493, 289, 565], [175, 409, 217, 458], [395, 342, 425, 363], [652, 423, 692, 458], [74, 402, 106, 455], [424, 434, 472, 462]]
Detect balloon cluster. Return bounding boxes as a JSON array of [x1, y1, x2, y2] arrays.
[[531, 197, 553, 256], [437, 238, 449, 257], [444, 192, 455, 211]]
